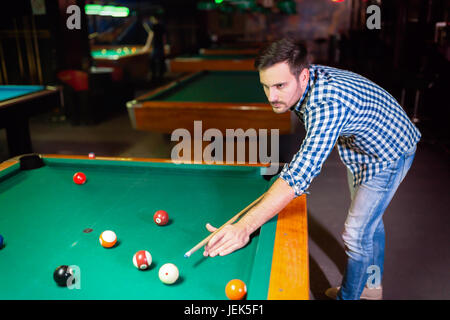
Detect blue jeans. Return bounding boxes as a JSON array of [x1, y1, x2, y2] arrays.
[[337, 145, 417, 300]]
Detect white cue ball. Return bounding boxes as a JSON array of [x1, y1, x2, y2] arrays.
[[158, 263, 179, 284]]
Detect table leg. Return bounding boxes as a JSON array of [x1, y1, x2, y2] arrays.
[[6, 117, 32, 156]]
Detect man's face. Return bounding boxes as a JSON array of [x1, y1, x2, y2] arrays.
[[259, 61, 309, 114]]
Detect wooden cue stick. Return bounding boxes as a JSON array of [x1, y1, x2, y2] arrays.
[[184, 192, 266, 258], [14, 19, 24, 79], [23, 17, 36, 83], [0, 40, 5, 84], [31, 15, 43, 85]]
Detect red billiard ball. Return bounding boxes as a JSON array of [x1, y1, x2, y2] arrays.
[[154, 210, 169, 226], [73, 172, 86, 185], [133, 250, 152, 270]]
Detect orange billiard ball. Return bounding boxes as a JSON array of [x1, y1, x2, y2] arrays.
[[99, 230, 117, 248], [225, 279, 247, 300]]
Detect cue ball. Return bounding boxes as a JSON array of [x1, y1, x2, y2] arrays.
[[225, 279, 247, 300], [153, 210, 169, 226], [53, 265, 74, 287], [73, 172, 86, 185], [158, 263, 179, 284], [88, 152, 95, 159], [99, 230, 117, 248], [133, 250, 152, 270]]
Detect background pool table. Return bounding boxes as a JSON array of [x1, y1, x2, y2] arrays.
[[127, 71, 293, 135], [0, 85, 61, 157], [199, 47, 260, 56], [91, 45, 150, 80], [168, 54, 255, 72], [0, 154, 309, 300]]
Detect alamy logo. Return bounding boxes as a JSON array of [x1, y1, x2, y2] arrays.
[[366, 5, 381, 30], [66, 5, 81, 30], [170, 121, 280, 175], [366, 265, 381, 288], [67, 265, 81, 289]]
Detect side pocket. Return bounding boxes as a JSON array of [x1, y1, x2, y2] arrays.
[[399, 148, 416, 182], [363, 157, 401, 192], [363, 168, 397, 192]]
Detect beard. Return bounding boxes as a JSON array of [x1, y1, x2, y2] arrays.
[[270, 101, 289, 113]]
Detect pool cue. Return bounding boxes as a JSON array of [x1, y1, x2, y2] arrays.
[[0, 40, 5, 84], [31, 15, 43, 85], [23, 16, 36, 83], [88, 32, 99, 40], [184, 192, 266, 258], [14, 19, 24, 79]]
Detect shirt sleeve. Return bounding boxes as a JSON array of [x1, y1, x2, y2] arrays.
[[280, 101, 349, 196]]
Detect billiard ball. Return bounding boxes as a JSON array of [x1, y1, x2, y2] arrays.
[[133, 250, 152, 270], [99, 230, 117, 248], [53, 265, 74, 287], [158, 263, 179, 284], [88, 152, 95, 159], [225, 279, 247, 300], [0, 234, 3, 249], [73, 172, 86, 185], [153, 210, 169, 226]]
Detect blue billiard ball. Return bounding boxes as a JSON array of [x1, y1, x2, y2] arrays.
[[0, 235, 3, 249]]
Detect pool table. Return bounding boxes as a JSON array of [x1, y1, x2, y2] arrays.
[[168, 54, 255, 72], [127, 71, 293, 135], [0, 154, 309, 299], [0, 85, 61, 157], [199, 47, 260, 56], [91, 45, 150, 80]]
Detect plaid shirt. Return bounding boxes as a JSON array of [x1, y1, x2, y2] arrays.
[[280, 65, 421, 196]]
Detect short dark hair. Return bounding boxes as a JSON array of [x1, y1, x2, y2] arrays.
[[254, 38, 308, 77]]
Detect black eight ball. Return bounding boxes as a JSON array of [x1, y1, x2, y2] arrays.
[[53, 265, 73, 287]]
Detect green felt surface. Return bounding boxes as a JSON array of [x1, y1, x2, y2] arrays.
[[0, 85, 45, 101], [0, 158, 276, 299], [143, 71, 267, 103]]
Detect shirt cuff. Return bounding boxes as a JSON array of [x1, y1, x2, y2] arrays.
[[279, 163, 309, 197]]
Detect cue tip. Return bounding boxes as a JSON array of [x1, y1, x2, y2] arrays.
[[184, 252, 190, 258]]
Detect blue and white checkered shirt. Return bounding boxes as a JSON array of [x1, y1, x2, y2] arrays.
[[280, 65, 421, 196]]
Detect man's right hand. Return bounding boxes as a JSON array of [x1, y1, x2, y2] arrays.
[[203, 222, 250, 257]]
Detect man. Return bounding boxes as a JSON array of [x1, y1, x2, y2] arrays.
[[202, 39, 421, 300], [143, 15, 166, 82]]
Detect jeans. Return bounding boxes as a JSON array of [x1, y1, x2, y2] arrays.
[[337, 144, 417, 300]]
